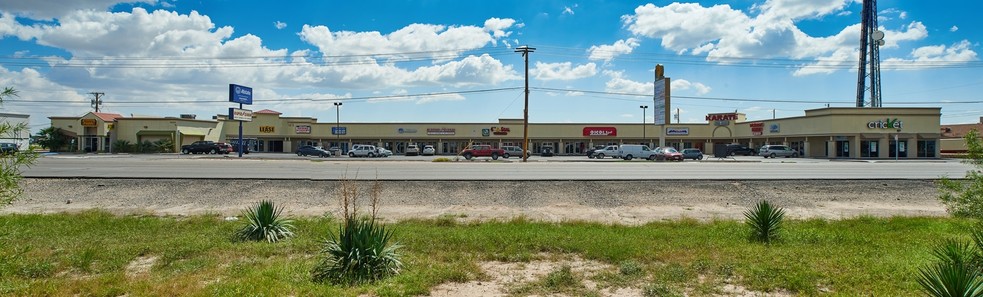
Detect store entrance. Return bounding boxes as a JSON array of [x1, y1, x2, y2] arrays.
[[835, 141, 850, 157]]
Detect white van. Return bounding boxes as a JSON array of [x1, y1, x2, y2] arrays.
[[618, 144, 658, 160]]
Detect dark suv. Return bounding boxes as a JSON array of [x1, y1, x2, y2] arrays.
[[725, 144, 756, 156]]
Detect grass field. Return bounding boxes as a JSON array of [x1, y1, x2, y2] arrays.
[[0, 211, 972, 296]]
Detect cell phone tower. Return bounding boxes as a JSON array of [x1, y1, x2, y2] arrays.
[[855, 0, 883, 107]]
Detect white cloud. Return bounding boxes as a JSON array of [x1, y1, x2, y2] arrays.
[[530, 62, 597, 81], [883, 40, 978, 69], [415, 93, 466, 104], [671, 79, 711, 95], [950, 26, 959, 32], [563, 4, 578, 15], [623, 2, 947, 76], [410, 54, 520, 86], [0, 0, 156, 20], [587, 38, 640, 62], [274, 21, 287, 30], [899, 11, 907, 19], [620, 113, 634, 118], [603, 70, 651, 95]]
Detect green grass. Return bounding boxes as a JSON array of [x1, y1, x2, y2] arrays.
[[0, 211, 975, 296]]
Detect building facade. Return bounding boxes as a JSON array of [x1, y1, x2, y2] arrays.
[[49, 107, 942, 158], [0, 112, 30, 150]]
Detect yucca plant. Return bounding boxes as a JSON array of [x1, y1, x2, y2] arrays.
[[235, 200, 295, 243], [917, 239, 983, 297], [744, 200, 785, 243], [311, 215, 402, 285]]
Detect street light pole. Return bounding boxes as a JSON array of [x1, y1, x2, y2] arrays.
[[334, 102, 342, 154], [640, 105, 648, 146]]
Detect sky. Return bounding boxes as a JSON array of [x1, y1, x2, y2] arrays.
[[0, 0, 981, 133]]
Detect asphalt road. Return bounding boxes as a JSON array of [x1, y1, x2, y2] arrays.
[[20, 153, 976, 180]]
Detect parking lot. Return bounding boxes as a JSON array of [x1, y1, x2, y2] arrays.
[[146, 152, 844, 163]]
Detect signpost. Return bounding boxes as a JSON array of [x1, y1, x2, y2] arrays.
[[229, 84, 253, 157]]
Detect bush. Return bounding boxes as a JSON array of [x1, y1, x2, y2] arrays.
[[431, 157, 452, 162], [939, 129, 983, 219], [744, 200, 785, 243], [112, 140, 133, 153], [235, 200, 295, 243], [312, 177, 402, 285], [917, 238, 983, 296], [154, 138, 174, 153]]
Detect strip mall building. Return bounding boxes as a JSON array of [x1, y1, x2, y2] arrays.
[[49, 106, 942, 158]]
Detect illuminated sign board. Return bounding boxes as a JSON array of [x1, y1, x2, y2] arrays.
[[583, 127, 617, 137], [228, 108, 253, 121], [295, 125, 311, 134]]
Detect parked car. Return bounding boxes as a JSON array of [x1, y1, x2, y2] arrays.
[[590, 145, 620, 159], [405, 144, 420, 156], [725, 144, 756, 156], [618, 144, 658, 160], [181, 141, 222, 154], [327, 146, 341, 155], [759, 144, 798, 158], [216, 142, 233, 154], [231, 143, 251, 154], [296, 145, 330, 157], [0, 142, 18, 155], [349, 145, 378, 157], [377, 147, 393, 157], [540, 146, 555, 157], [422, 145, 436, 156], [681, 148, 704, 160], [502, 146, 531, 159], [656, 147, 684, 161], [460, 145, 505, 160], [586, 145, 604, 157]]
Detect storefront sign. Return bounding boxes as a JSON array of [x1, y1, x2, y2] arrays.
[[332, 127, 347, 135], [397, 128, 418, 134], [295, 125, 311, 134], [583, 127, 617, 137], [228, 108, 253, 121], [706, 113, 738, 121], [868, 118, 903, 129], [259, 126, 275, 133], [666, 127, 689, 135], [481, 129, 490, 137], [228, 84, 253, 105], [750, 122, 764, 136], [81, 119, 97, 127], [491, 127, 510, 135], [769, 123, 780, 133], [427, 128, 455, 135], [714, 120, 730, 126]]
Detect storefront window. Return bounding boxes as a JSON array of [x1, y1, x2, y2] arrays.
[[860, 140, 878, 158], [918, 140, 937, 158], [889, 140, 908, 158]]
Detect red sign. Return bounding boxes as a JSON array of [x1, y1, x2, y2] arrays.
[[491, 127, 510, 135], [706, 113, 739, 121], [750, 122, 764, 136], [583, 127, 617, 137]]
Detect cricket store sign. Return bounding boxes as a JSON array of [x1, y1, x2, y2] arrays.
[[583, 127, 617, 137], [867, 118, 903, 129]]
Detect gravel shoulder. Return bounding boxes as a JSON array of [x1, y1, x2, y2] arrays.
[[5, 178, 946, 224]]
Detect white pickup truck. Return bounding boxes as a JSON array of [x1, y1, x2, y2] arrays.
[[589, 145, 620, 159]]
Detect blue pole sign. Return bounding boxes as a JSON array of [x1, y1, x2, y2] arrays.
[[229, 84, 253, 105]]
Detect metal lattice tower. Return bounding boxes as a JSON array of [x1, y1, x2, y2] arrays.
[[855, 0, 883, 107]]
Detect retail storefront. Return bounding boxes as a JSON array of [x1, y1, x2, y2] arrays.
[[49, 107, 942, 158]]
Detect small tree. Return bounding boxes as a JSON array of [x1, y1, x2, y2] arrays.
[[938, 129, 983, 219], [35, 127, 70, 152], [0, 87, 39, 206]]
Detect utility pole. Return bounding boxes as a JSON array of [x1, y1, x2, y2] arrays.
[[89, 92, 104, 112], [675, 108, 680, 123], [773, 109, 776, 119], [515, 45, 535, 162], [334, 102, 342, 155]]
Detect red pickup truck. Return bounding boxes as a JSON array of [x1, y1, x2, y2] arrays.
[[460, 145, 506, 160]]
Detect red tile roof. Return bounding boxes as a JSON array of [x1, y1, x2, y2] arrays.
[[93, 112, 123, 122], [255, 109, 282, 115], [941, 123, 983, 138]]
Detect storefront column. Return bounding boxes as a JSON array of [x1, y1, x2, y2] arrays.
[[911, 134, 919, 158], [878, 135, 889, 158], [826, 138, 835, 158], [851, 135, 860, 158], [803, 140, 810, 157], [558, 140, 564, 155], [705, 140, 713, 155]]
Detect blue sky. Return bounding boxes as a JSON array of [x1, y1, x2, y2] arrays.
[[0, 0, 981, 132]]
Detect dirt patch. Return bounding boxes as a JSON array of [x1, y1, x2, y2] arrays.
[[4, 179, 945, 224], [125, 255, 157, 278], [428, 255, 614, 297]]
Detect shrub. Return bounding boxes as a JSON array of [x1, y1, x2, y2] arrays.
[[431, 157, 452, 162], [312, 176, 402, 285], [154, 138, 174, 153], [917, 239, 983, 296], [235, 200, 295, 243], [744, 200, 785, 243], [619, 260, 643, 276], [939, 129, 983, 219], [112, 140, 133, 153]]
